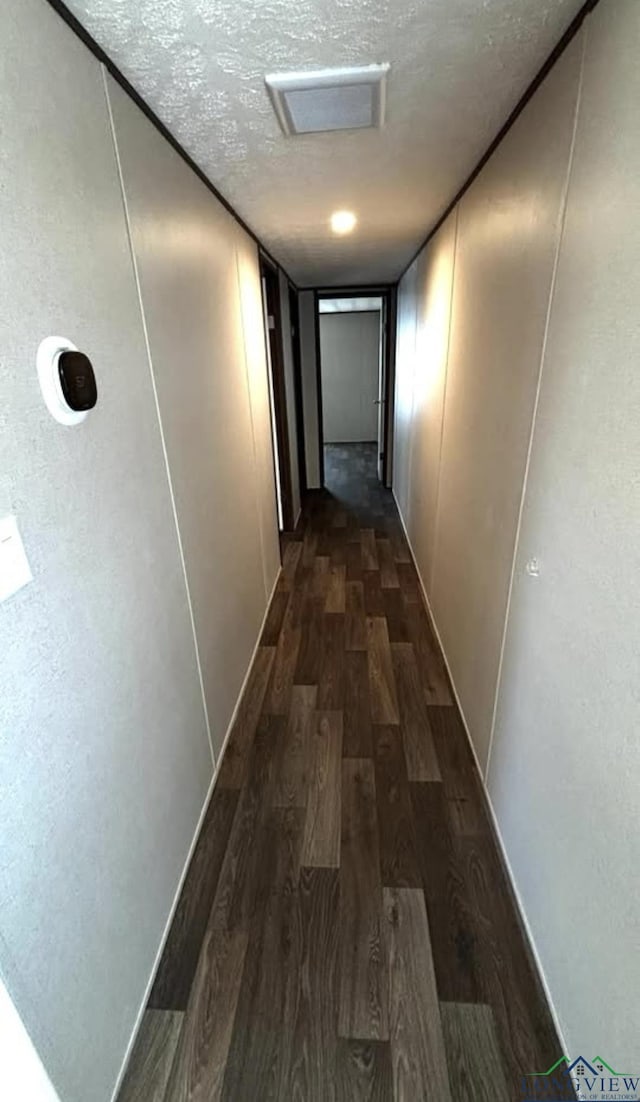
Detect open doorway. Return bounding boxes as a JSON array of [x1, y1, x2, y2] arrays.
[[316, 290, 391, 494]]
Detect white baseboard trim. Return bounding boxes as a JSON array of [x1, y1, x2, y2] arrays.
[[211, 565, 282, 779], [392, 492, 569, 1058], [110, 565, 282, 1102]]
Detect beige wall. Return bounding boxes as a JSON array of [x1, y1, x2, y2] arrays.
[[405, 212, 457, 590], [0, 3, 279, 1100], [396, 31, 583, 763], [394, 0, 640, 1065], [109, 77, 280, 756], [488, 0, 640, 1066], [431, 36, 582, 769], [236, 235, 283, 594]]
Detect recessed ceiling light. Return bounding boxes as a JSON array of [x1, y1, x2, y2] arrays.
[[265, 64, 390, 136], [331, 210, 357, 235]]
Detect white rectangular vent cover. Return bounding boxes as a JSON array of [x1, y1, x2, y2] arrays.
[[265, 64, 389, 136]]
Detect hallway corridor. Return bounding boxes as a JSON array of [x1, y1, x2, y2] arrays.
[[119, 444, 563, 1102], [3, 2, 637, 1094]]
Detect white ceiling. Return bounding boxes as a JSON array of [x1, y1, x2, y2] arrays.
[[65, 0, 584, 287]]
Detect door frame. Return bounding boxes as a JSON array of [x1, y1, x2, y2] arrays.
[[288, 283, 307, 496], [314, 286, 395, 486], [260, 254, 295, 532]]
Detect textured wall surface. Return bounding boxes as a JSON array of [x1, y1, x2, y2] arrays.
[[320, 312, 380, 443], [394, 0, 640, 1067], [108, 75, 280, 756], [0, 4, 280, 1101], [430, 35, 583, 770], [0, 4, 211, 1101], [236, 233, 283, 592], [488, 0, 640, 1066], [64, 0, 584, 284], [404, 213, 457, 589]]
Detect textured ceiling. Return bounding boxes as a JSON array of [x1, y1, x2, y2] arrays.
[[65, 0, 584, 286]]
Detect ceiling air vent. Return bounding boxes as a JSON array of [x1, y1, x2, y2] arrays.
[[265, 64, 390, 136]]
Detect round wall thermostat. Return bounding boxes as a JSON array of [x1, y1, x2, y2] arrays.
[[37, 336, 98, 426]]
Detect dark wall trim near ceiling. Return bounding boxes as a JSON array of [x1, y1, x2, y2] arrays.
[[397, 0, 602, 283], [307, 285, 395, 295], [44, 0, 296, 287]]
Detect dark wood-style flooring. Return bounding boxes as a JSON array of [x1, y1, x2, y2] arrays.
[[118, 443, 565, 1102]]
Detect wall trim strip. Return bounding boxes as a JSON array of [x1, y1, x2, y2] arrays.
[[309, 284, 395, 294], [103, 66, 215, 767], [484, 26, 588, 787]]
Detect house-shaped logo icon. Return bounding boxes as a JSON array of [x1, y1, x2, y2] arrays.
[[568, 1056, 599, 1078], [524, 1054, 640, 1102]]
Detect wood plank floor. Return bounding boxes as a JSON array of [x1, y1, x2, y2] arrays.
[[118, 443, 564, 1102]]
